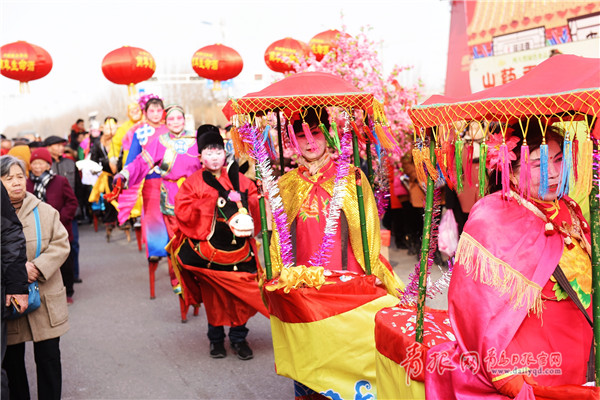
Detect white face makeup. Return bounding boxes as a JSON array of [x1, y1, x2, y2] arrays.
[[166, 110, 185, 134], [145, 104, 164, 125], [296, 125, 327, 162], [201, 147, 226, 172]]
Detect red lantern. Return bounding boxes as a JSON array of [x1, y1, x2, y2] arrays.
[[309, 29, 351, 61], [101, 46, 156, 95], [264, 37, 310, 73], [192, 44, 243, 83], [1, 41, 53, 92]]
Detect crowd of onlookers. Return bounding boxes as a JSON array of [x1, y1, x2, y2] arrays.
[[1, 118, 113, 300]]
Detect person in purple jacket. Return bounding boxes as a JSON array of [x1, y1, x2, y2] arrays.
[[27, 147, 78, 304]]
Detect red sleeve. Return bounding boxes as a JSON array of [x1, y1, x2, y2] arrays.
[[174, 171, 217, 240], [240, 174, 261, 236]]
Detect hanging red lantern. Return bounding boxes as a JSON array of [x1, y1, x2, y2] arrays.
[[264, 37, 310, 73], [309, 29, 351, 61], [191, 44, 243, 83], [101, 46, 156, 96], [1, 41, 53, 92]]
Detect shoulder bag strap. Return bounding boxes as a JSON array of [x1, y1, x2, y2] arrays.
[[553, 265, 594, 381], [33, 206, 41, 258]]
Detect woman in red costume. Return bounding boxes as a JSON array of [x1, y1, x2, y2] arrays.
[[424, 122, 598, 399]]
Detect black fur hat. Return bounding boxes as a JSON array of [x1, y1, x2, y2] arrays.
[[196, 124, 224, 153]]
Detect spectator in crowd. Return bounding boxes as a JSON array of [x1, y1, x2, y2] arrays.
[[1, 181, 29, 399], [1, 135, 12, 155], [44, 136, 83, 283], [27, 147, 78, 302], [1, 155, 70, 400]]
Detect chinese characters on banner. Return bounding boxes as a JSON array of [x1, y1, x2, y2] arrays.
[[469, 39, 599, 92]]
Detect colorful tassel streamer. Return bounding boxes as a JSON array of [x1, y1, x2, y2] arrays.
[[478, 142, 488, 198], [287, 124, 302, 154], [351, 120, 366, 145], [412, 146, 428, 185], [382, 125, 401, 155], [572, 138, 579, 181], [330, 121, 341, 150], [302, 122, 318, 152], [375, 124, 392, 149], [434, 147, 449, 183], [519, 144, 531, 199], [261, 125, 271, 145], [319, 123, 339, 151], [465, 143, 474, 186], [538, 143, 549, 198], [454, 139, 464, 193], [576, 138, 593, 196], [557, 135, 572, 198], [499, 143, 511, 198], [362, 125, 378, 144], [446, 141, 457, 191], [230, 126, 246, 158]]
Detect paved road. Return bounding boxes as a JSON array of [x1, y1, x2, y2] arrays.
[[23, 221, 447, 399]]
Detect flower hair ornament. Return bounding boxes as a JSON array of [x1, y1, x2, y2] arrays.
[[485, 128, 519, 197], [138, 93, 163, 111]]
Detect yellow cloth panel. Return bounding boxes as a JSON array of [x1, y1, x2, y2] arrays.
[[270, 293, 399, 399], [375, 351, 426, 400], [109, 120, 135, 159], [88, 171, 119, 210]]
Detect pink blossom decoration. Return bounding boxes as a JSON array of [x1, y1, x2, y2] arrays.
[[485, 133, 520, 171]]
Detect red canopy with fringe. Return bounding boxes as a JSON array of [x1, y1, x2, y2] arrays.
[[409, 55, 600, 137], [222, 71, 376, 119]]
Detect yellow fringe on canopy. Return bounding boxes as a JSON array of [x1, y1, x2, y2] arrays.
[[456, 232, 544, 316], [575, 138, 593, 197], [264, 265, 334, 293]]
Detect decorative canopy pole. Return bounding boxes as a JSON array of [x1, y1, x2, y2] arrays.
[[352, 127, 372, 275], [415, 139, 436, 343], [591, 141, 600, 385], [255, 168, 272, 280]]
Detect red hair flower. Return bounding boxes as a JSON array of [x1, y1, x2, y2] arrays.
[[485, 133, 520, 170]]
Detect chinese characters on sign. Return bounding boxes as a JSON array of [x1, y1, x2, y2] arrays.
[[481, 65, 537, 89]]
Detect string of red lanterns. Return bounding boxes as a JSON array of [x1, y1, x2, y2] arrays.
[[1, 29, 348, 94]]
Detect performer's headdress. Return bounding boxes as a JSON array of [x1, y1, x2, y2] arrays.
[[197, 124, 224, 152]]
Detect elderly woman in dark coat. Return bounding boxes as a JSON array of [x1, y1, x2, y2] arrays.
[[0, 155, 70, 400], [27, 147, 78, 303]]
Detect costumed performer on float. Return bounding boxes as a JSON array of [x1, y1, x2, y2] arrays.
[[424, 122, 599, 399], [106, 104, 201, 293], [167, 124, 267, 360], [116, 95, 169, 263], [108, 102, 144, 236], [88, 117, 122, 242], [267, 109, 404, 399]]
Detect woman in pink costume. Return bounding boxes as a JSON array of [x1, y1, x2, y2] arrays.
[[118, 96, 170, 261], [107, 105, 201, 291], [424, 122, 598, 399]]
